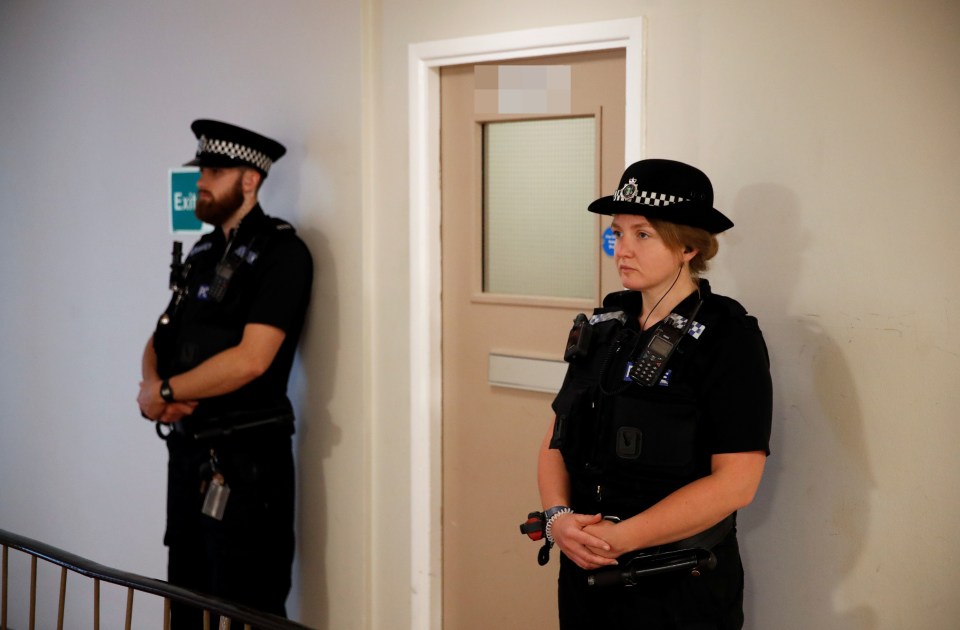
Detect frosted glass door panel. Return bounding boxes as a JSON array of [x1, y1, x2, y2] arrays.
[[483, 117, 596, 300]]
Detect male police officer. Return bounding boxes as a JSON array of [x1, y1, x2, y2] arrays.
[[137, 119, 312, 625]]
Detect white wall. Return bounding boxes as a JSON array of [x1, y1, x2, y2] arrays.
[[0, 1, 368, 628], [2, 1, 959, 629]]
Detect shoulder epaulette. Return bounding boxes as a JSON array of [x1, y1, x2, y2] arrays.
[[590, 310, 626, 325], [269, 217, 296, 234], [688, 293, 758, 339]]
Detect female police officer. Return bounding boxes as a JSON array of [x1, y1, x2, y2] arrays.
[[537, 159, 772, 629]]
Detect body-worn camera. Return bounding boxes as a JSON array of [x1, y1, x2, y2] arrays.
[[564, 313, 593, 362], [160, 241, 191, 326]]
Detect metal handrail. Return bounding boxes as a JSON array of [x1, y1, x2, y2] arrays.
[[1, 528, 313, 630]]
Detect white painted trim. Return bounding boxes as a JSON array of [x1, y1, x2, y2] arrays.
[[408, 17, 644, 630]]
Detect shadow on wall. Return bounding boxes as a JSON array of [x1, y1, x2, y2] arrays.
[[289, 225, 341, 630], [725, 184, 876, 629]]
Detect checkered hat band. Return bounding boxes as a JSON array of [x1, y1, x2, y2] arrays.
[[614, 190, 687, 206], [197, 136, 273, 173]]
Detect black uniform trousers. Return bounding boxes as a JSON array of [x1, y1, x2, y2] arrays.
[[165, 427, 294, 628], [558, 530, 745, 630]]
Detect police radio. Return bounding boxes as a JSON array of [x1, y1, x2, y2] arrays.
[[159, 241, 191, 327], [169, 241, 184, 290], [152, 242, 192, 419], [626, 299, 702, 386]]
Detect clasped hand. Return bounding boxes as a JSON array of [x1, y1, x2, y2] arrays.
[[551, 513, 631, 570], [137, 378, 198, 424]]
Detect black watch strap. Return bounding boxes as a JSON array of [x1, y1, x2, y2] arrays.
[[159, 379, 175, 403]]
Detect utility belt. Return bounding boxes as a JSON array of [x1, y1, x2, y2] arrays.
[[586, 513, 735, 587], [158, 407, 295, 441], [520, 509, 734, 586]]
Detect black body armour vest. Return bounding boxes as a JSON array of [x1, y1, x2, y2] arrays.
[[550, 283, 746, 519], [153, 214, 295, 420]]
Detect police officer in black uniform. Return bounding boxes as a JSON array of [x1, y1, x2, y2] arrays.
[[137, 120, 312, 626], [537, 159, 772, 629]]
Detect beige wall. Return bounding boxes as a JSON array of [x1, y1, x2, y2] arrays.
[[367, 0, 960, 628], [0, 1, 957, 629]]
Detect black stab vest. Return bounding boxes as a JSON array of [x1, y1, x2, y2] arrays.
[[550, 284, 748, 518]]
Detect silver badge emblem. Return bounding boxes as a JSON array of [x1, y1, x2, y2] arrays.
[[614, 177, 639, 202]]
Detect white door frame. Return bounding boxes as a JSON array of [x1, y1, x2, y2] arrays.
[[407, 18, 644, 629]]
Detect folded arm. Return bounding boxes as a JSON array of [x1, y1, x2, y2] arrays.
[[537, 418, 618, 570], [584, 450, 767, 558], [137, 323, 285, 423]]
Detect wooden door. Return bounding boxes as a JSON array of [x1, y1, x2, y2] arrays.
[[440, 49, 626, 629]]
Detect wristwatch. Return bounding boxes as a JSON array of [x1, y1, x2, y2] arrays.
[[159, 379, 175, 403]]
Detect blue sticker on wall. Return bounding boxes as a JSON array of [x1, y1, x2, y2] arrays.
[[602, 227, 616, 257]]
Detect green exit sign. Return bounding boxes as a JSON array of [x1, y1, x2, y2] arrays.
[[168, 168, 211, 234]]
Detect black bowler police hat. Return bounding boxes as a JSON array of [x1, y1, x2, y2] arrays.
[[185, 119, 286, 177], [588, 159, 734, 234]]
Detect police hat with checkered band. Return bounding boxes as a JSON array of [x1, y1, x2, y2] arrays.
[[185, 119, 286, 178], [588, 159, 733, 234]]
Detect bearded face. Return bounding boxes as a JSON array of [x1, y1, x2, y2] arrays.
[[195, 170, 245, 226]]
